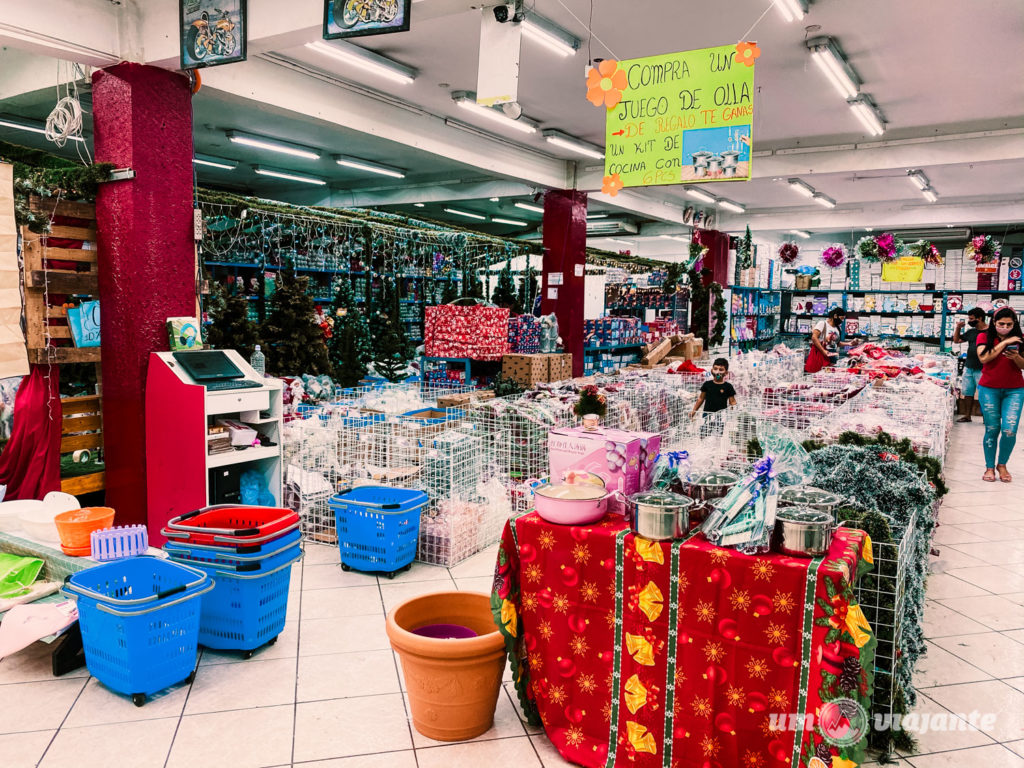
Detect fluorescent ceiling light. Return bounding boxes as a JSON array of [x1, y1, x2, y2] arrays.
[[790, 229, 812, 239], [600, 238, 633, 246], [806, 37, 861, 100], [514, 202, 545, 214], [489, 197, 500, 202], [786, 178, 815, 198], [717, 198, 745, 213], [334, 155, 405, 178], [413, 203, 425, 207], [521, 14, 580, 58], [587, 213, 609, 219], [0, 114, 85, 142], [444, 207, 486, 220], [847, 95, 886, 136], [906, 170, 930, 190], [774, 0, 808, 22], [193, 153, 238, 170], [921, 187, 939, 203], [451, 91, 539, 134], [227, 131, 320, 160], [304, 41, 417, 85], [542, 129, 604, 159], [812, 193, 837, 209], [659, 235, 689, 243], [685, 187, 717, 204], [492, 217, 528, 226], [253, 165, 326, 186]]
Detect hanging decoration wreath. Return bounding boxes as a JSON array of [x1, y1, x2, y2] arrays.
[[964, 235, 1001, 265], [821, 244, 847, 269], [778, 241, 799, 264], [856, 232, 902, 263], [906, 240, 943, 266]]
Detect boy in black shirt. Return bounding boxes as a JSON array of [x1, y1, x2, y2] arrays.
[[689, 358, 737, 417]]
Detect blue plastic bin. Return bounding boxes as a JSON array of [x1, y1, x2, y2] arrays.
[[330, 486, 427, 577], [168, 550, 301, 655], [63, 557, 213, 705]]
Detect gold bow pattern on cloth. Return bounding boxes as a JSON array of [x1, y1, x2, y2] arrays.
[[634, 539, 665, 565], [845, 603, 872, 649], [626, 633, 656, 666], [625, 721, 658, 755], [637, 582, 664, 622], [624, 674, 649, 714]]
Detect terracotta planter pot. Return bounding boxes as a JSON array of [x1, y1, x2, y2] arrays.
[[386, 590, 506, 741]]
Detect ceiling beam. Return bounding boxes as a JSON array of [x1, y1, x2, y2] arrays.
[[576, 129, 1024, 191], [0, 1, 120, 67], [0, 48, 86, 101], [328, 179, 538, 207]]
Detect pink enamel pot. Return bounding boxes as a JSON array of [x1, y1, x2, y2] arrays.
[[533, 484, 611, 525]]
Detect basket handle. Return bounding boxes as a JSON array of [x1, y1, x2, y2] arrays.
[[156, 584, 188, 600], [62, 558, 208, 606], [208, 521, 301, 545], [91, 580, 214, 616]]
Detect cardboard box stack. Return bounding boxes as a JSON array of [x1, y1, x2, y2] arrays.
[[425, 304, 510, 360], [501, 353, 574, 387]]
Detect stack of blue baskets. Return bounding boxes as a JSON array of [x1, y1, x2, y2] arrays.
[[330, 486, 427, 578], [63, 556, 213, 706], [162, 505, 302, 659]]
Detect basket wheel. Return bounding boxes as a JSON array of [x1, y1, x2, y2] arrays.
[[386, 570, 397, 579], [341, 563, 351, 572], [186, 670, 196, 684], [243, 649, 256, 660], [132, 693, 146, 707], [268, 636, 278, 646]]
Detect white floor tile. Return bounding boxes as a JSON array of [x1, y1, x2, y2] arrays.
[[303, 542, 342, 565], [293, 693, 413, 762], [895, 691, 994, 755], [454, 576, 494, 592], [0, 730, 55, 768], [42, 717, 178, 768], [929, 548, 988, 571], [299, 615, 390, 656], [530, 733, 576, 767], [0, 678, 86, 735], [902, 744, 1024, 768], [913, 641, 992, 688], [924, 573, 990, 600], [298, 585, 384, 620], [379, 579, 457, 614], [297, 649, 400, 702], [1007, 740, 1024, 759], [946, 541, 1024, 565], [185, 656, 296, 714], [386, 561, 459, 584], [937, 595, 1024, 632], [931, 632, 1024, 678], [293, 751, 418, 767], [921, 601, 990, 638], [955, 523, 1024, 541], [168, 705, 294, 768], [303, 563, 379, 590], [200, 620, 298, 665], [64, 676, 189, 727], [931, 525, 988, 546], [0, 641, 89, 685], [416, 735, 542, 768], [923, 680, 1024, 742], [946, 566, 1024, 594], [448, 546, 499, 580]]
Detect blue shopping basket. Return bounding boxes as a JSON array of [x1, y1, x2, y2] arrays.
[[330, 486, 426, 578], [63, 557, 213, 706], [162, 528, 302, 569]]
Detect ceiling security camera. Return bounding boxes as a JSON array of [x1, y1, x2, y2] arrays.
[[492, 4, 514, 22]]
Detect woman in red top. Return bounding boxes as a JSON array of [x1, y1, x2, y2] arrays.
[[976, 307, 1024, 482]]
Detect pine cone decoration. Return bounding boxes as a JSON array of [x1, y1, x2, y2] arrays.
[[839, 656, 861, 692], [816, 740, 834, 762]]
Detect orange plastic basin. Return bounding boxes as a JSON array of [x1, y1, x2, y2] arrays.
[[55, 506, 116, 552]]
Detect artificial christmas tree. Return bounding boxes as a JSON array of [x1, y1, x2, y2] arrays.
[[327, 277, 374, 388], [517, 265, 539, 315], [205, 281, 262, 360], [374, 315, 411, 382], [491, 260, 520, 312], [441, 278, 460, 304], [260, 271, 331, 376]]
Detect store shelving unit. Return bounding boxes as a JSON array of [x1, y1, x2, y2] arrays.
[[728, 286, 780, 353]]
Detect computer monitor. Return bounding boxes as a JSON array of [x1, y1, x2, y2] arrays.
[[173, 350, 245, 382]]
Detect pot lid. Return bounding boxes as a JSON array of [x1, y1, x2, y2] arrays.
[[629, 490, 693, 507], [689, 470, 740, 487], [535, 484, 607, 501], [776, 507, 832, 524], [778, 486, 843, 505]]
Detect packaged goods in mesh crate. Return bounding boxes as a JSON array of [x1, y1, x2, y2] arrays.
[[425, 304, 510, 360], [417, 477, 511, 566], [508, 314, 541, 353], [424, 430, 484, 499]]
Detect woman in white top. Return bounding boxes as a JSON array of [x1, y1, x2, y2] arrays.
[[805, 307, 846, 373]]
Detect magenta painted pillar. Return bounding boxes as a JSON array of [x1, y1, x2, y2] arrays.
[[93, 63, 196, 526], [540, 190, 587, 378]]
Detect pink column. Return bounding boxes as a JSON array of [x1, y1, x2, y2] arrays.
[[92, 63, 196, 526], [540, 190, 587, 378]]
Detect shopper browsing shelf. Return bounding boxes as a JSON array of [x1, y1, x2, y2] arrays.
[[689, 358, 737, 417], [952, 307, 989, 422], [804, 308, 847, 374], [975, 306, 1024, 483]]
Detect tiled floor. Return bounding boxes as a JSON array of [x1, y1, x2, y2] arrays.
[[2, 419, 1023, 767]]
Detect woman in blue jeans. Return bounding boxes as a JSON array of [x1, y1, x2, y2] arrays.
[[976, 307, 1024, 482]]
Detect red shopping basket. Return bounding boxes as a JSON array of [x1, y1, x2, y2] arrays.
[[163, 505, 299, 547]]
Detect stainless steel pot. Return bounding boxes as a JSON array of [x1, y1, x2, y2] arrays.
[[772, 507, 836, 557], [628, 491, 693, 541], [777, 486, 845, 522], [685, 470, 740, 524]]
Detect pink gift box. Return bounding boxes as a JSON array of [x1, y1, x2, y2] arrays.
[[548, 426, 661, 513]]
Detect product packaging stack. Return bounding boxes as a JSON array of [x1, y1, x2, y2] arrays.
[[508, 315, 542, 353], [584, 316, 644, 348], [425, 304, 510, 360], [502, 353, 574, 387]]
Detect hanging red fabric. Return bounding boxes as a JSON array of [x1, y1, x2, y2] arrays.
[[0, 365, 61, 500]]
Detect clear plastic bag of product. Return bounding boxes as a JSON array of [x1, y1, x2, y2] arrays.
[[756, 422, 812, 486], [649, 450, 691, 492], [703, 456, 777, 554]]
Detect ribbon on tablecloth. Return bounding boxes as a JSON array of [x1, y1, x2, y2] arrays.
[[492, 514, 874, 768]]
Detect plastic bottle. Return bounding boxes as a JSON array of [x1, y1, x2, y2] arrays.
[[250, 345, 266, 376]]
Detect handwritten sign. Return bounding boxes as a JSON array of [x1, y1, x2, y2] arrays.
[[881, 257, 925, 283], [604, 44, 755, 189]]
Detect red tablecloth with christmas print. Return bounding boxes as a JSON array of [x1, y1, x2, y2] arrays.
[[492, 513, 875, 768]]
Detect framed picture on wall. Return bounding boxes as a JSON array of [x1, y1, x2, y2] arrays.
[[323, 0, 412, 39], [180, 0, 247, 70]]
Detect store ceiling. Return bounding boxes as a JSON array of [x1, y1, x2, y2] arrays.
[[1, 0, 1022, 256]]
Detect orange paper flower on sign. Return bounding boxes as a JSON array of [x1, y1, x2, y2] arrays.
[[587, 59, 628, 110], [736, 41, 761, 67], [602, 173, 624, 197]]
